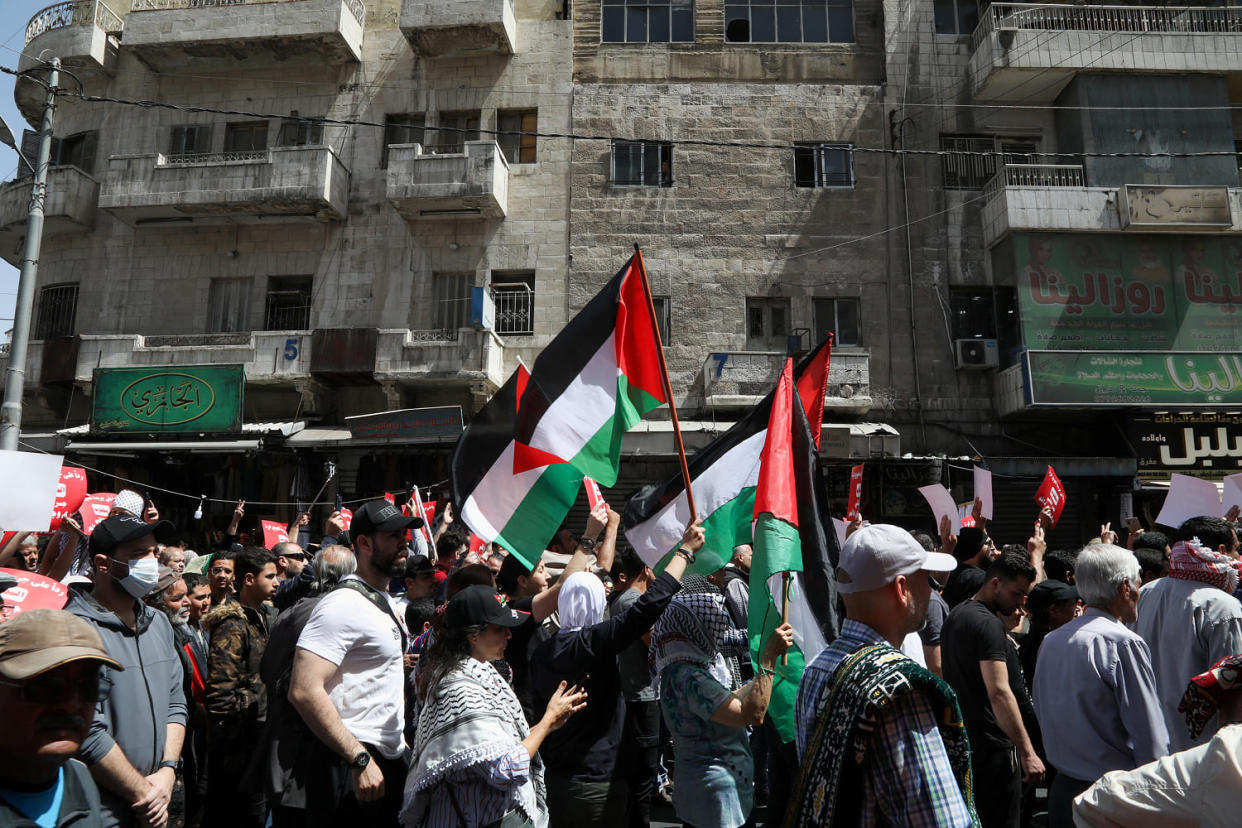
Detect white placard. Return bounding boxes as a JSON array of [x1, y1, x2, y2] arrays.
[[0, 450, 65, 531], [1222, 474, 1242, 517], [973, 466, 994, 521], [1156, 473, 1223, 529], [918, 484, 962, 535], [831, 517, 849, 549]]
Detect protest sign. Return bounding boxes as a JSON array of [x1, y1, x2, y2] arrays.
[[0, 451, 64, 532], [50, 466, 88, 531], [338, 507, 353, 532], [0, 567, 69, 615], [585, 477, 606, 511], [973, 466, 994, 521], [846, 464, 864, 521], [261, 520, 289, 548], [1035, 466, 1067, 527], [918, 484, 961, 535], [79, 494, 117, 535]]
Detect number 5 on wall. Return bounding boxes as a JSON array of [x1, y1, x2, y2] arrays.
[[284, 338, 300, 361]]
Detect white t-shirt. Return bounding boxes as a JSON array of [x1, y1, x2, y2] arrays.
[[297, 576, 408, 759]]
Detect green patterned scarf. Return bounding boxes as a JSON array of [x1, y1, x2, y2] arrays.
[[786, 643, 978, 828]]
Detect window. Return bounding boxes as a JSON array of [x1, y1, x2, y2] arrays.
[[432, 272, 473, 332], [611, 141, 673, 187], [383, 114, 426, 168], [940, 134, 1040, 190], [490, 271, 535, 335], [601, 0, 694, 42], [933, 0, 982, 35], [223, 121, 268, 153], [264, 276, 313, 330], [207, 278, 252, 333], [497, 110, 537, 164], [794, 143, 853, 188], [429, 112, 480, 155], [34, 283, 78, 340], [724, 0, 853, 43], [745, 297, 791, 348], [19, 130, 98, 177], [652, 295, 671, 344], [276, 112, 323, 147], [813, 298, 860, 347], [169, 125, 212, 156]]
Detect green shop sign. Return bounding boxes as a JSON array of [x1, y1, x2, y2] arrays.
[[1026, 351, 1242, 407], [93, 365, 244, 433]]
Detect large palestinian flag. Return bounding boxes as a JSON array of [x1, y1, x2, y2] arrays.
[[623, 337, 832, 573], [749, 357, 840, 745]]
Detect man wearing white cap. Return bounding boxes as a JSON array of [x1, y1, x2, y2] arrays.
[[787, 524, 976, 828]]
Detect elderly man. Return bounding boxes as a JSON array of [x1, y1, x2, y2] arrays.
[[1032, 545, 1169, 826], [0, 609, 123, 827], [790, 524, 973, 827]]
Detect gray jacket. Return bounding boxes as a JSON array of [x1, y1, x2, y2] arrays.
[[66, 584, 187, 827]]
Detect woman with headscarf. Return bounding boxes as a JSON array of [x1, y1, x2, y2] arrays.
[[528, 521, 704, 828], [651, 590, 793, 828], [401, 585, 588, 828]]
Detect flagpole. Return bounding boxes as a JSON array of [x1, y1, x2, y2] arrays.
[[781, 572, 791, 666], [633, 244, 697, 522]]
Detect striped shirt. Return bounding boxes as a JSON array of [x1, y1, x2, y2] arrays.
[[795, 619, 975, 828], [423, 744, 532, 828]]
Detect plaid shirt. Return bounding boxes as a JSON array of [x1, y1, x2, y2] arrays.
[[796, 619, 976, 828]]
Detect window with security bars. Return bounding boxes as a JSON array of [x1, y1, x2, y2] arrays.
[[940, 134, 1040, 190], [490, 271, 535, 335], [264, 276, 313, 330], [277, 112, 323, 147], [652, 295, 671, 344], [383, 113, 426, 168], [428, 112, 481, 155], [169, 125, 212, 156], [612, 140, 673, 187], [746, 297, 791, 349], [497, 110, 538, 164], [813, 297, 860, 347], [207, 278, 253, 333], [34, 283, 78, 340], [724, 0, 853, 43], [432, 272, 473, 332], [224, 121, 269, 153], [794, 143, 853, 188], [601, 0, 694, 42], [18, 130, 97, 178], [933, 0, 982, 35]]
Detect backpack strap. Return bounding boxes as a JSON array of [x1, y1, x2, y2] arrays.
[[335, 578, 409, 651]]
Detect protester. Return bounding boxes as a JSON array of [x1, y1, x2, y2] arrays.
[[1018, 579, 1080, 687], [1132, 530, 1170, 585], [0, 609, 123, 827], [1032, 544, 1169, 826], [941, 550, 1043, 828], [15, 542, 40, 572], [1044, 549, 1077, 585], [289, 500, 422, 826], [789, 523, 972, 827], [272, 541, 308, 585], [208, 551, 236, 608], [160, 546, 187, 576], [65, 514, 186, 828], [432, 531, 468, 601], [911, 530, 952, 677], [398, 553, 438, 635], [169, 572, 209, 826], [1135, 515, 1242, 751], [43, 488, 149, 580]]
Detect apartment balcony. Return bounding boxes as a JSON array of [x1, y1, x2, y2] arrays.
[[375, 327, 507, 392], [400, 0, 515, 57], [123, 0, 364, 71], [970, 4, 1242, 102], [0, 167, 100, 267], [16, 1, 122, 124], [701, 350, 872, 416], [99, 145, 350, 225], [387, 141, 508, 220]]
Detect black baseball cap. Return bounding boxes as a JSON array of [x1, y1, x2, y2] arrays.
[[404, 554, 435, 578], [445, 585, 530, 629], [90, 514, 176, 559], [351, 500, 424, 536], [1026, 579, 1079, 615]]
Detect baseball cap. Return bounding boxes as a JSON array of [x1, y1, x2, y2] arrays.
[[89, 514, 177, 559], [0, 609, 123, 680], [350, 500, 424, 536], [404, 554, 435, 579], [155, 565, 179, 594], [1026, 580, 1079, 615], [445, 585, 530, 629], [836, 524, 959, 594]]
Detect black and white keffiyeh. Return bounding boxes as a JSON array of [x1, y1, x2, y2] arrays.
[[650, 588, 746, 689]]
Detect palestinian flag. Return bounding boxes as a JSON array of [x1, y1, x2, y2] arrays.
[[515, 254, 667, 486], [451, 363, 583, 569], [623, 337, 832, 573], [749, 357, 840, 745]]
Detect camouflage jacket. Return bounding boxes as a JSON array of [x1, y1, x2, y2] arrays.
[[203, 597, 274, 729]]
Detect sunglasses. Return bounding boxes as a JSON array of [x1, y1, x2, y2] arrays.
[[0, 671, 103, 706], [283, 553, 308, 561]]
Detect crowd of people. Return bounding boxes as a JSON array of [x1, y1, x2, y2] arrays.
[[3, 482, 1242, 828]]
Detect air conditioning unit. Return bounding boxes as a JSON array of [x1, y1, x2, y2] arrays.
[[954, 338, 999, 370]]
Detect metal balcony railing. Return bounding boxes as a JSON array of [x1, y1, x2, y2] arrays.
[[984, 163, 1086, 198], [26, 0, 123, 44], [973, 3, 1242, 51], [491, 283, 533, 335], [130, 0, 364, 26], [158, 150, 272, 166]]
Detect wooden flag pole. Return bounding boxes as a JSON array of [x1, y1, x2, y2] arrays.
[[781, 572, 791, 666], [633, 244, 697, 522]]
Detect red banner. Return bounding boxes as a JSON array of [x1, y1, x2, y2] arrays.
[[422, 501, 436, 534], [338, 508, 353, 532], [78, 494, 116, 535], [50, 466, 88, 532], [261, 520, 289, 549], [846, 464, 864, 521], [1035, 466, 1067, 527], [584, 477, 606, 511], [0, 567, 69, 615], [410, 488, 434, 544]]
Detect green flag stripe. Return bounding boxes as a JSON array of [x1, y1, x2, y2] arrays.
[[494, 462, 585, 569], [567, 374, 664, 486], [652, 486, 757, 577], [749, 512, 805, 745]]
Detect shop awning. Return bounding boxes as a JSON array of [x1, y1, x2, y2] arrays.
[[65, 439, 262, 454]]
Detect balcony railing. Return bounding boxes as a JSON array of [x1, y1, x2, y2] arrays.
[[26, 0, 123, 44], [974, 3, 1242, 51], [130, 0, 364, 26], [159, 150, 272, 166], [492, 283, 533, 335], [984, 163, 1086, 199]]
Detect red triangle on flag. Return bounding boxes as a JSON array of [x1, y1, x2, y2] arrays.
[[512, 440, 566, 475]]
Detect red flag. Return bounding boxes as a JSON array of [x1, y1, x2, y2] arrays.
[[261, 520, 289, 548], [469, 533, 487, 555], [410, 488, 434, 544], [753, 359, 798, 526], [338, 507, 353, 532], [846, 463, 864, 521], [1035, 466, 1067, 527], [50, 466, 88, 532], [793, 335, 832, 450], [422, 501, 437, 532], [78, 494, 116, 535], [384, 492, 396, 504], [0, 568, 69, 615], [584, 477, 606, 511]]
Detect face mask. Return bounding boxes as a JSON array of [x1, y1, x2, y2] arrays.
[[110, 557, 160, 599]]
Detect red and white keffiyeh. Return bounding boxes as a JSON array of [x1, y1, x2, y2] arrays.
[[1179, 654, 1242, 739], [1168, 537, 1242, 594]]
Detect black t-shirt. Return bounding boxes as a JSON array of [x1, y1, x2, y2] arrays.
[[918, 587, 949, 647], [941, 599, 1013, 751], [943, 563, 986, 608], [504, 595, 542, 723]]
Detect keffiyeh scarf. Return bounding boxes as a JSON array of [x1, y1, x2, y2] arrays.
[[400, 657, 546, 827], [1179, 653, 1242, 739], [1169, 538, 1242, 593], [650, 590, 746, 689]]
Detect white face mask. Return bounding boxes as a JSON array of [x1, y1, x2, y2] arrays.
[[111, 557, 160, 599]]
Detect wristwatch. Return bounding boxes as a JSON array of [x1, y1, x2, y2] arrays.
[[350, 750, 372, 771], [676, 546, 696, 564], [158, 760, 179, 774], [578, 536, 598, 552]]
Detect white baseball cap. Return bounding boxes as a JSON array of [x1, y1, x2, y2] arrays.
[[836, 524, 958, 594]]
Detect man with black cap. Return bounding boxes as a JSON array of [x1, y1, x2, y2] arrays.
[[289, 499, 423, 827], [63, 513, 186, 828], [0, 609, 124, 827]]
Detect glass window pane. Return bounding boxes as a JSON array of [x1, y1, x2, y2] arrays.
[[794, 147, 816, 187], [776, 6, 801, 41], [671, 6, 693, 41], [649, 7, 670, 41], [602, 6, 626, 40], [837, 299, 860, 346], [626, 6, 648, 41], [751, 6, 775, 40], [770, 305, 787, 338], [933, 0, 957, 33], [827, 4, 853, 41], [957, 0, 979, 34], [748, 305, 764, 338], [802, 5, 827, 40]]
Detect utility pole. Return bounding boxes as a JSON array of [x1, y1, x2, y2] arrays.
[[0, 58, 60, 452]]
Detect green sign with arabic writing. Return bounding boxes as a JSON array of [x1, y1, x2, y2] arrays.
[[1013, 233, 1242, 351], [92, 365, 244, 433], [1026, 351, 1242, 407]]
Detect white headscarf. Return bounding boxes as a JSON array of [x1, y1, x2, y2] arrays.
[[557, 571, 606, 632]]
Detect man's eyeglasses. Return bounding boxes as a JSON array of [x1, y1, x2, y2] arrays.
[[0, 672, 103, 706], [282, 553, 308, 561]]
